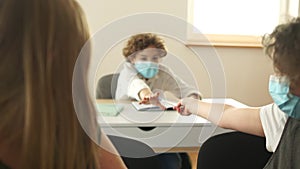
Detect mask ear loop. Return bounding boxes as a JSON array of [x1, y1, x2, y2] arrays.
[[272, 75, 294, 98], [270, 75, 290, 84], [289, 77, 300, 95], [160, 49, 167, 57]]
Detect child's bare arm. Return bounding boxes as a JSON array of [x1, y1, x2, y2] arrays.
[[175, 98, 264, 137], [138, 88, 166, 110]]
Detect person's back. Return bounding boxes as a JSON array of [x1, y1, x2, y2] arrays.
[[0, 0, 126, 168]]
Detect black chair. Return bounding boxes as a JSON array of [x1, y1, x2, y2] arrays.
[[96, 73, 162, 169], [96, 73, 120, 99]]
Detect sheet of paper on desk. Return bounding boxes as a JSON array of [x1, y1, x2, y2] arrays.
[[96, 103, 124, 116], [131, 100, 176, 111]]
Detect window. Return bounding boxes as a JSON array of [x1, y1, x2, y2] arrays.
[[187, 0, 300, 47]]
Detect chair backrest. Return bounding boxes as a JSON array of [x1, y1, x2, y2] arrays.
[[96, 73, 120, 99]]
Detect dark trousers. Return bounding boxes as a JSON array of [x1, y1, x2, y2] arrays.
[[197, 132, 273, 169]]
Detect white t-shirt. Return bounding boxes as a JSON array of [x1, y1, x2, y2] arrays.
[[260, 103, 288, 152], [116, 62, 201, 101]]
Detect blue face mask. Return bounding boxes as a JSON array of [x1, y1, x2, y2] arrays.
[[134, 61, 159, 79], [269, 75, 300, 119]]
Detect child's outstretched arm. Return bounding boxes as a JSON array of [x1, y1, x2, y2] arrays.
[[174, 98, 264, 137], [138, 88, 166, 110]]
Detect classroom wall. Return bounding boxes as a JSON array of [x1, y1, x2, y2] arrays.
[[78, 0, 274, 107]]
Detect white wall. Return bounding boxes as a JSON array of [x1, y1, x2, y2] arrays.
[[78, 0, 274, 106]]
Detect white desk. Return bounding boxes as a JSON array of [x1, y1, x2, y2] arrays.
[[97, 98, 247, 152]]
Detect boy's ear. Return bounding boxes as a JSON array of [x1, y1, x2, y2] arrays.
[[128, 54, 135, 63]]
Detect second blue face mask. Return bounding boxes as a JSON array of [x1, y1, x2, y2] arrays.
[[269, 75, 300, 119], [134, 61, 159, 79]]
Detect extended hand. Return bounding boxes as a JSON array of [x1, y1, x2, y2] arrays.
[[174, 98, 200, 116], [139, 92, 166, 110]]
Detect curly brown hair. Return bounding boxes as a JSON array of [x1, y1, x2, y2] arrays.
[[262, 17, 300, 88], [123, 33, 167, 61]]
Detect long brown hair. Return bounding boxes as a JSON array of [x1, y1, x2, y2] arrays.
[[0, 0, 100, 168]]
